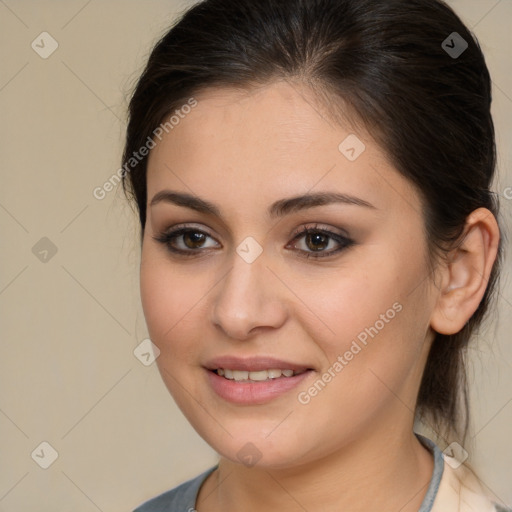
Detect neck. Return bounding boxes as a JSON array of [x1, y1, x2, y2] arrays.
[[197, 420, 434, 512]]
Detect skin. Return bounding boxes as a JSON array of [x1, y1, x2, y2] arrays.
[[140, 80, 500, 512]]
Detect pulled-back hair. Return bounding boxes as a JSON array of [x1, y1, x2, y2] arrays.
[[121, 0, 502, 444]]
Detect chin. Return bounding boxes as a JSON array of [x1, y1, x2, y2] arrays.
[[193, 422, 317, 469]]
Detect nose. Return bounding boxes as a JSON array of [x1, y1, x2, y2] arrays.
[[209, 251, 288, 341]]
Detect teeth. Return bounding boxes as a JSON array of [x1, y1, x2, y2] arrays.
[[215, 368, 302, 381], [267, 369, 282, 379], [248, 370, 270, 381]]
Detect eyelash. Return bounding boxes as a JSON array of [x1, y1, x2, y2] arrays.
[[152, 223, 355, 259]]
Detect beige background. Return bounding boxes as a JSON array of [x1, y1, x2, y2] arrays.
[[0, 1, 511, 510]]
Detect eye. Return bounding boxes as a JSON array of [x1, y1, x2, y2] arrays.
[[152, 225, 219, 255], [286, 223, 354, 259]]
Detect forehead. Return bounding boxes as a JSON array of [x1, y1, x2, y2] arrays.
[[145, 81, 420, 215]]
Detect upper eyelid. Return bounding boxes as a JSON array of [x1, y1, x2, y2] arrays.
[[162, 222, 348, 240], [289, 223, 350, 239]]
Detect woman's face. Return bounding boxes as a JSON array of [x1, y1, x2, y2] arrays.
[[141, 81, 438, 468]]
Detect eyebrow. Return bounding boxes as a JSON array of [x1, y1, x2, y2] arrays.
[[149, 190, 376, 218]]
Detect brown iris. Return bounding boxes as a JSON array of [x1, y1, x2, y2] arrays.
[[183, 231, 207, 249], [305, 232, 329, 251]]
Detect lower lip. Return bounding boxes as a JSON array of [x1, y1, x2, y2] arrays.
[[206, 369, 313, 405]]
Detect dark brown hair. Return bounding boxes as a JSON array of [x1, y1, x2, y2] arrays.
[[121, 0, 502, 444]]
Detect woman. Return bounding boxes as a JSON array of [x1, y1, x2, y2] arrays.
[[122, 0, 510, 510]]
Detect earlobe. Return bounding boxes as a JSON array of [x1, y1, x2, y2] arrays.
[[430, 208, 499, 335]]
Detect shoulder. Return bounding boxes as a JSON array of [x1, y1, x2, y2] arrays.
[[132, 466, 217, 512], [432, 456, 511, 512]]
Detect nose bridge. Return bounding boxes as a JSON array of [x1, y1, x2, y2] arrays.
[[210, 247, 286, 339]]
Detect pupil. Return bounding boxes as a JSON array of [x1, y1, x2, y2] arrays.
[[307, 233, 327, 251]]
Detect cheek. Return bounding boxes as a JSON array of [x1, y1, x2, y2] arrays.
[[140, 252, 195, 351], [140, 260, 171, 341], [301, 254, 429, 391], [139, 246, 221, 375], [139, 254, 208, 409], [298, 265, 401, 354], [291, 290, 425, 448]]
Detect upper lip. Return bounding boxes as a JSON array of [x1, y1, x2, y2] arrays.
[[204, 356, 313, 372]]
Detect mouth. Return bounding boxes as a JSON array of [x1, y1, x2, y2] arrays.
[[204, 356, 315, 404]]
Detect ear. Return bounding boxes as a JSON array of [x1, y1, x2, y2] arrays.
[[430, 207, 500, 335]]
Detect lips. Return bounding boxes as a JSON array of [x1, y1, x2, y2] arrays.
[[203, 356, 315, 404]]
